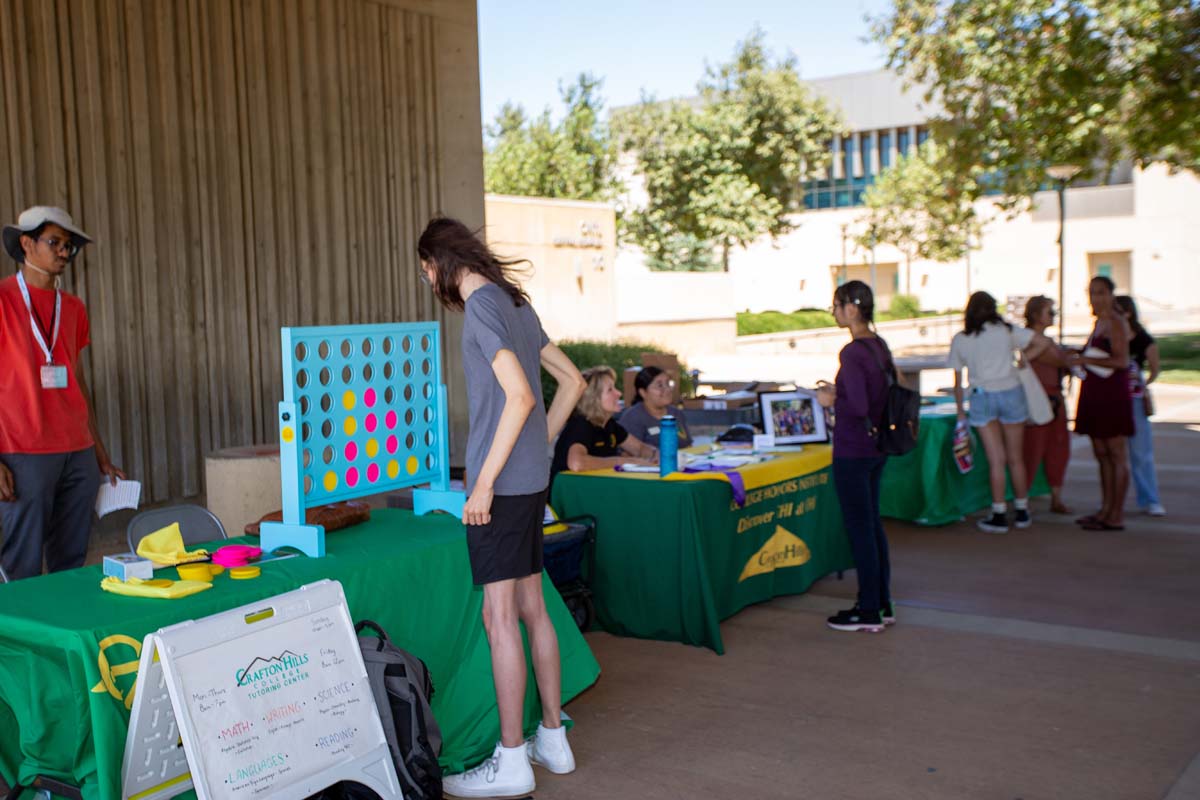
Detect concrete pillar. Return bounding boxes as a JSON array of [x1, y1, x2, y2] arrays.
[[907, 125, 917, 157], [832, 136, 843, 180], [869, 130, 879, 176], [889, 127, 899, 167]]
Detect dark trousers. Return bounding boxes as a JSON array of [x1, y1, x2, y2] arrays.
[[0, 448, 101, 580], [832, 455, 891, 613]]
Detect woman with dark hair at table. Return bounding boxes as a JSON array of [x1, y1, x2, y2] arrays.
[[1073, 276, 1134, 531], [950, 291, 1051, 533], [618, 366, 694, 450], [1114, 295, 1165, 516], [551, 366, 657, 485], [418, 217, 587, 797], [1021, 296, 1074, 514], [815, 280, 894, 633]]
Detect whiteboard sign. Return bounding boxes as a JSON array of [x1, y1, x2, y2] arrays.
[[148, 580, 401, 800]]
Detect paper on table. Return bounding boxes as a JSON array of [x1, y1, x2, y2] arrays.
[[617, 463, 660, 473], [95, 478, 141, 517], [1082, 347, 1114, 378]]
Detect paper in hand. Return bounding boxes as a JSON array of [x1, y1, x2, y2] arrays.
[[95, 479, 142, 517]]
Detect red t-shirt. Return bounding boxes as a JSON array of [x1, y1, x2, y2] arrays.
[[0, 274, 94, 454]]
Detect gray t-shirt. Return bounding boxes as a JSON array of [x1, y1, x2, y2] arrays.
[[461, 282, 550, 496], [617, 403, 693, 449]]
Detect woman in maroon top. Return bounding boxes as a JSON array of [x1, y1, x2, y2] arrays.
[[1073, 276, 1134, 530], [816, 280, 893, 633], [1021, 296, 1074, 514]]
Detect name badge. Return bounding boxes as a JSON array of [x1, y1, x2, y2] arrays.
[[41, 364, 68, 389], [648, 426, 660, 436]]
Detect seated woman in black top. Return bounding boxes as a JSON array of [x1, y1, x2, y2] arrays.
[[551, 366, 658, 484]]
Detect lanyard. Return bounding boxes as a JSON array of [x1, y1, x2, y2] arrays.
[[16, 272, 61, 365]]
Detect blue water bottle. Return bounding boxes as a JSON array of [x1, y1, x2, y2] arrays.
[[659, 415, 679, 477]]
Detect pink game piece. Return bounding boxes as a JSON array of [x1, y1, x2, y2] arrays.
[[365, 413, 377, 433], [212, 545, 262, 568], [364, 387, 377, 407], [386, 435, 398, 454], [345, 441, 358, 461], [346, 467, 359, 487], [385, 410, 397, 429], [367, 463, 380, 483]]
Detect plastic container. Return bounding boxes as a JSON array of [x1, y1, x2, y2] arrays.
[[659, 416, 679, 477], [953, 418, 974, 474]]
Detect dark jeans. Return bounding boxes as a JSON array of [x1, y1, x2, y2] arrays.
[[0, 448, 101, 580], [832, 455, 891, 613]]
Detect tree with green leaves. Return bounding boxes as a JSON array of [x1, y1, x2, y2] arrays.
[[618, 29, 842, 271], [484, 73, 619, 201], [872, 0, 1200, 209], [854, 141, 982, 292]]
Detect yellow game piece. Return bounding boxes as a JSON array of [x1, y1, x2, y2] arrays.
[[230, 566, 261, 580]]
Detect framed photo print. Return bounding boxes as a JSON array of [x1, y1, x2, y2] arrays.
[[758, 389, 827, 445]]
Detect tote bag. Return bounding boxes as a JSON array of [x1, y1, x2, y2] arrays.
[[1012, 330, 1054, 425]]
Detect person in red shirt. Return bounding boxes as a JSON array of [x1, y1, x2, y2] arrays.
[[1, 206, 123, 580]]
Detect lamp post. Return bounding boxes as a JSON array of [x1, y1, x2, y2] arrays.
[[1046, 164, 1082, 344]]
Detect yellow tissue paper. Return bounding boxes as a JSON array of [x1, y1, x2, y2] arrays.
[[134, 522, 209, 566], [100, 576, 213, 599]]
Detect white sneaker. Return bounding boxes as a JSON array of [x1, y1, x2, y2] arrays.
[[443, 742, 535, 798], [526, 722, 576, 774], [1147, 503, 1166, 517]]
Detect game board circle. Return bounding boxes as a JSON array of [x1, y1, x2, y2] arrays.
[[296, 369, 309, 388], [403, 384, 414, 401], [340, 339, 353, 358], [303, 449, 312, 467], [365, 413, 378, 433], [384, 386, 396, 404], [425, 430, 434, 446], [383, 362, 394, 380], [404, 408, 415, 426], [341, 365, 353, 384], [385, 410, 398, 429], [342, 390, 356, 410], [320, 393, 333, 412], [403, 360, 414, 378], [383, 336, 394, 355], [366, 438, 379, 458], [426, 453, 435, 469], [322, 445, 335, 464], [318, 340, 331, 359], [281, 426, 294, 443], [367, 463, 380, 483], [346, 467, 359, 487], [423, 383, 433, 399], [321, 419, 333, 438], [402, 336, 413, 353], [344, 416, 357, 436], [406, 456, 419, 475], [387, 459, 400, 479], [323, 471, 338, 491], [302, 422, 311, 442], [421, 334, 431, 352], [345, 441, 358, 461], [422, 358, 432, 376], [295, 342, 309, 362], [304, 475, 313, 494], [386, 435, 398, 454], [361, 339, 373, 357], [364, 387, 377, 407], [405, 432, 415, 449], [362, 364, 374, 382], [424, 407, 434, 423], [319, 367, 332, 386], [300, 396, 310, 415]]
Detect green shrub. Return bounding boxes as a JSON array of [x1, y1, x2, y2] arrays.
[[887, 293, 922, 319], [737, 309, 836, 335], [541, 339, 691, 408]]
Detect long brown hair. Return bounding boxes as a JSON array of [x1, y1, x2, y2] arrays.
[[576, 366, 616, 427], [417, 217, 530, 310], [964, 291, 1009, 336]]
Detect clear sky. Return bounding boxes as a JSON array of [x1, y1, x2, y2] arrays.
[[478, 0, 893, 125]]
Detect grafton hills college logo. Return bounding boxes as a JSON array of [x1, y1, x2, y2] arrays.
[[738, 525, 812, 582], [235, 650, 311, 688], [90, 634, 143, 710]]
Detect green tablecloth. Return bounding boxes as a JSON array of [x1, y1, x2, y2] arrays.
[[551, 447, 854, 654], [0, 509, 600, 799], [880, 408, 1049, 526]]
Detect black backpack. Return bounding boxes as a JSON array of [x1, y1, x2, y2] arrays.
[[859, 339, 920, 456]]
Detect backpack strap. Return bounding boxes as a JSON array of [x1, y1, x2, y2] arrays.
[[856, 337, 896, 387]]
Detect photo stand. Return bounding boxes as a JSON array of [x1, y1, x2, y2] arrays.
[[260, 322, 465, 557], [122, 580, 401, 800], [758, 389, 828, 445]]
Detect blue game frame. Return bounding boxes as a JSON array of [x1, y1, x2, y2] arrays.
[[259, 322, 466, 557]]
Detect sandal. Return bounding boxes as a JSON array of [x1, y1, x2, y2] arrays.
[[1075, 514, 1101, 525], [1081, 520, 1125, 531]]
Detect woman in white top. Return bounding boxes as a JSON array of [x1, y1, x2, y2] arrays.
[[950, 292, 1051, 533]]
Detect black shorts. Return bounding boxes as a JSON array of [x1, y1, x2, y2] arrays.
[[465, 490, 546, 585]]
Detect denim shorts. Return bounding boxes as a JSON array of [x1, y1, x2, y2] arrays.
[[968, 385, 1028, 426]]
